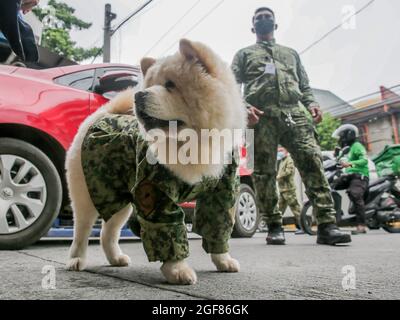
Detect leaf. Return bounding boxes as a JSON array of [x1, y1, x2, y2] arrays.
[[32, 0, 99, 62], [316, 113, 342, 151]]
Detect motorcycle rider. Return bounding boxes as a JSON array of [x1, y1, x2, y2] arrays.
[[332, 124, 370, 235]]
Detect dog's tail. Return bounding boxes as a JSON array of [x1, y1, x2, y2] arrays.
[[104, 88, 136, 115]]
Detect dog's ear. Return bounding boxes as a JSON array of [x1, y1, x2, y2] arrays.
[[140, 57, 156, 77], [179, 39, 217, 77]]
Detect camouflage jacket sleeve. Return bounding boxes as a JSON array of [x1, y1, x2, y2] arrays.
[[277, 157, 295, 180], [231, 51, 252, 109], [294, 51, 318, 110], [231, 50, 244, 85]]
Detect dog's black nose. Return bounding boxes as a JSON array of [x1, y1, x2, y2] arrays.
[[135, 91, 148, 107]]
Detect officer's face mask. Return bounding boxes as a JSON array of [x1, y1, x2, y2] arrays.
[[339, 138, 347, 149], [254, 18, 275, 35], [277, 151, 285, 161]]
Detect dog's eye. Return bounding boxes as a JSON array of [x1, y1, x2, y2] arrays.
[[165, 80, 176, 91]]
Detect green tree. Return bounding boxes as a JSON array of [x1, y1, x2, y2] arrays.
[[316, 113, 341, 151], [32, 0, 102, 62]]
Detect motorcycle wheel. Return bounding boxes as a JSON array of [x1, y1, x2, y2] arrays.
[[300, 201, 318, 236]]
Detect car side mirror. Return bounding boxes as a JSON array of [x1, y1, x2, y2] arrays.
[[94, 70, 138, 97]]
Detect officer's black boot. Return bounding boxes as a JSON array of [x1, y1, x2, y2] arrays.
[[266, 224, 286, 245], [317, 223, 351, 245]]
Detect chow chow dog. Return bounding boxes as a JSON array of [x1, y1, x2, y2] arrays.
[[66, 39, 247, 285]]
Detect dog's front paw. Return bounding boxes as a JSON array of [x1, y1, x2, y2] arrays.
[[109, 254, 131, 267], [67, 257, 87, 271], [161, 260, 197, 285], [211, 253, 240, 273]]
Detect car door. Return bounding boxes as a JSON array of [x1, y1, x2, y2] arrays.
[[52, 69, 96, 143]]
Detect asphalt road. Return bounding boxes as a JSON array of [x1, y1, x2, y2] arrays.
[[1, 230, 399, 300]]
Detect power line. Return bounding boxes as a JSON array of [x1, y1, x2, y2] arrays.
[[327, 84, 400, 111], [91, 0, 161, 64], [111, 0, 154, 36], [340, 95, 400, 117], [144, 0, 202, 57], [90, 48, 103, 64], [300, 0, 376, 55], [136, 0, 165, 18], [110, 0, 164, 30], [160, 0, 226, 56], [87, 36, 104, 64], [346, 84, 400, 105]]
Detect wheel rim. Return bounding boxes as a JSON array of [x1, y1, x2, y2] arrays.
[[237, 191, 257, 231], [0, 155, 47, 234]]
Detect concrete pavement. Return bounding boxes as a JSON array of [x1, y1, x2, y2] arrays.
[[0, 230, 399, 300]]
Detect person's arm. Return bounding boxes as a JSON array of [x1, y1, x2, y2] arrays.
[[231, 51, 264, 126], [349, 144, 368, 167], [231, 51, 245, 86], [294, 51, 322, 123]]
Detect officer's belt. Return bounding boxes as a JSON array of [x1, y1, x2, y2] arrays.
[[263, 102, 300, 109]]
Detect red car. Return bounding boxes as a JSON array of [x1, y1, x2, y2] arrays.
[[0, 64, 258, 249]]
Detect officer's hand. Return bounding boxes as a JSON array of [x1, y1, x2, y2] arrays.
[[309, 105, 323, 124], [247, 106, 264, 126], [21, 0, 40, 14]]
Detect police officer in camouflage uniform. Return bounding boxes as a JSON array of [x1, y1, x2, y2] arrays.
[[276, 147, 303, 234], [81, 113, 239, 263], [231, 7, 351, 245]]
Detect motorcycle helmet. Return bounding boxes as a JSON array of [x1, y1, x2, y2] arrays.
[[332, 124, 359, 148]]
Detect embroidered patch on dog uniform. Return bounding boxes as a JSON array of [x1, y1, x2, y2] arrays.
[[135, 181, 157, 215]]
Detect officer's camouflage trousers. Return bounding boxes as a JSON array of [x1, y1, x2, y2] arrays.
[[251, 105, 336, 226], [278, 190, 301, 225]]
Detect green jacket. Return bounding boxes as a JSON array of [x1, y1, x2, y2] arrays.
[[345, 142, 369, 178], [277, 155, 296, 192], [231, 40, 317, 111]]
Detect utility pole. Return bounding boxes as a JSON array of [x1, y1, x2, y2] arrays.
[[102, 0, 153, 63], [103, 3, 117, 63]]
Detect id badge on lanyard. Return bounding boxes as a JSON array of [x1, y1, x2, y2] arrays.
[[264, 60, 276, 75]]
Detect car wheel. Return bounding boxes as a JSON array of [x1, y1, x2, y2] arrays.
[[0, 138, 62, 249], [232, 184, 259, 238]]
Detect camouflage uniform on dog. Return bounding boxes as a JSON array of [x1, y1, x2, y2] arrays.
[[81, 113, 239, 262], [232, 40, 336, 226]]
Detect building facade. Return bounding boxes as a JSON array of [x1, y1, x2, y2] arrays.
[[340, 86, 400, 155]]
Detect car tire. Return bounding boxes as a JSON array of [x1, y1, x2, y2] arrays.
[[232, 184, 259, 238], [0, 138, 62, 250]]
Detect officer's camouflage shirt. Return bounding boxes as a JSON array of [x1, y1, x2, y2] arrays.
[[231, 40, 317, 110], [80, 113, 239, 226]]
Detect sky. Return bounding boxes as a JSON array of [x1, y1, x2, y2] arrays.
[[36, 0, 400, 103]]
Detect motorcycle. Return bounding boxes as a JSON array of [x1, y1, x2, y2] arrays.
[[300, 147, 400, 235]]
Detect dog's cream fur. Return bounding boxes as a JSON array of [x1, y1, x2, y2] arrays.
[[66, 39, 246, 285]]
